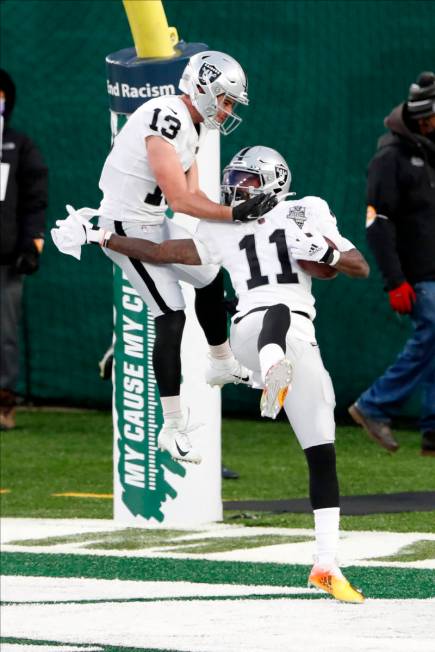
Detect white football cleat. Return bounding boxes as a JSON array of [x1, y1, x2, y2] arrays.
[[260, 358, 292, 419], [157, 411, 202, 464], [205, 355, 252, 388]]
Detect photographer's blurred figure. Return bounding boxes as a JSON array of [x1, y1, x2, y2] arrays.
[[0, 69, 48, 429], [350, 71, 435, 456]]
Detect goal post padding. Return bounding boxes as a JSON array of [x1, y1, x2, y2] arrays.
[[107, 42, 222, 526]]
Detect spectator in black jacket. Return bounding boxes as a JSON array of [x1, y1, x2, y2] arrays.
[[349, 71, 435, 457], [0, 69, 48, 429]]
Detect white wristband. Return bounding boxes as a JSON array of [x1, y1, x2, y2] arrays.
[[86, 226, 104, 245], [101, 231, 113, 248], [329, 249, 341, 266]]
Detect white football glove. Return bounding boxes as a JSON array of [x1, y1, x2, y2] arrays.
[[288, 227, 332, 263], [51, 205, 106, 259]]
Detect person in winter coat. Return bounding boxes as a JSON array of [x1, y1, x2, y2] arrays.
[[0, 68, 48, 429], [349, 71, 435, 457]]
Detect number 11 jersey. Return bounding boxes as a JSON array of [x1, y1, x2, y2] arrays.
[[99, 95, 203, 224], [195, 196, 355, 330]]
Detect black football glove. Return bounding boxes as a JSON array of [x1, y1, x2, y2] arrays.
[[14, 241, 40, 275], [232, 192, 278, 222]]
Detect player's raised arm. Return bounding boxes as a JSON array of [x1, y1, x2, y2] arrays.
[[50, 207, 204, 265], [147, 136, 231, 220], [185, 160, 208, 197], [146, 136, 274, 222], [106, 233, 202, 265]]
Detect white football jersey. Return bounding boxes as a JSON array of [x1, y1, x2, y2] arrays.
[[195, 196, 355, 329], [99, 95, 204, 224]]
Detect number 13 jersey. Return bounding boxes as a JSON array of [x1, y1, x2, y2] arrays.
[[99, 95, 204, 224]]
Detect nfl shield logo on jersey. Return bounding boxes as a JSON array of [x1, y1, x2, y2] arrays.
[[198, 62, 222, 85], [287, 205, 306, 228]]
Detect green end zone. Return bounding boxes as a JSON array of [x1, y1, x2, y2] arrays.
[[1, 552, 434, 600]]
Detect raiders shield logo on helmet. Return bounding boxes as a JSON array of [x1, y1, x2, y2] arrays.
[[275, 164, 289, 187], [198, 62, 222, 85]]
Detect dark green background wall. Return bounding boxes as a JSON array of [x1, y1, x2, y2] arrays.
[[1, 0, 434, 415]]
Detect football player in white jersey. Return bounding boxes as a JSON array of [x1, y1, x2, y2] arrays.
[[57, 51, 276, 465], [52, 145, 369, 603]]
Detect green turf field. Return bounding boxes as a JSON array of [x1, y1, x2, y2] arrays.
[[2, 552, 434, 599], [1, 409, 434, 531]]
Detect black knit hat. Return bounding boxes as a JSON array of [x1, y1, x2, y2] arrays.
[[407, 71, 435, 120]]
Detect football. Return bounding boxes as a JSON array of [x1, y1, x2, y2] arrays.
[[296, 237, 339, 280]]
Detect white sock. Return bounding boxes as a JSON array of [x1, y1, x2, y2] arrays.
[[259, 344, 286, 382], [313, 507, 341, 570], [161, 396, 182, 421], [209, 340, 232, 360]]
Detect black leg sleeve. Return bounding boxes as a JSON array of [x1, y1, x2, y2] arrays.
[[257, 303, 291, 352], [153, 310, 186, 397], [304, 443, 340, 510], [194, 269, 228, 346]]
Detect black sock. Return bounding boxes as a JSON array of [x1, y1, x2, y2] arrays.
[[304, 443, 340, 510], [153, 310, 186, 396], [194, 269, 228, 345]]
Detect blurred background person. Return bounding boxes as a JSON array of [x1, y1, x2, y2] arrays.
[[0, 69, 48, 430], [349, 71, 435, 457]]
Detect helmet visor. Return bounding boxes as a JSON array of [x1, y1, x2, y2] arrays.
[[221, 169, 262, 206], [222, 169, 262, 189]]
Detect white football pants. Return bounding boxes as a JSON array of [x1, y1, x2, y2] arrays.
[[99, 216, 219, 318], [230, 310, 336, 449]]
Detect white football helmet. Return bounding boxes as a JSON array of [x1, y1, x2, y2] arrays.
[[179, 50, 248, 135], [221, 146, 291, 206]]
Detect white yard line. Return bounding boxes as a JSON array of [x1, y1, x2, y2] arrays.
[[1, 575, 317, 602], [1, 518, 434, 568]]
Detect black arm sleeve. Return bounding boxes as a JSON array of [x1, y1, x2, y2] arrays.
[[365, 150, 405, 291], [16, 136, 48, 249]]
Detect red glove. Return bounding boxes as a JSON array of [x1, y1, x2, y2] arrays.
[[388, 282, 416, 314]]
